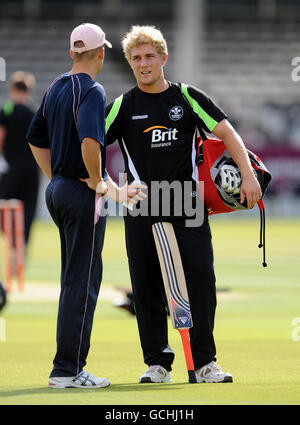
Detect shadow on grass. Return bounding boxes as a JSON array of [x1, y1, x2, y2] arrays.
[[1, 382, 190, 399]]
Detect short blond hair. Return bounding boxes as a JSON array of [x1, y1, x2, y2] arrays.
[[72, 40, 102, 62], [122, 25, 168, 62], [10, 71, 36, 92]]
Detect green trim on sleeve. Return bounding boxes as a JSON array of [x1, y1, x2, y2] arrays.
[[2, 100, 14, 116], [181, 83, 218, 132], [105, 95, 123, 134]]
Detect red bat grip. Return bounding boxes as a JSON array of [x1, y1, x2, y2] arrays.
[[179, 328, 197, 383]]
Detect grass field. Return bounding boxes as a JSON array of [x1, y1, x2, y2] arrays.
[[0, 216, 300, 406]]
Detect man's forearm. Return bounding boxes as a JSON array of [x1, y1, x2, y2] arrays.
[[212, 119, 262, 208], [29, 144, 52, 179], [81, 138, 103, 187], [81, 137, 108, 194], [212, 120, 254, 178]]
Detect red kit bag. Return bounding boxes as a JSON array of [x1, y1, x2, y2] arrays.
[[196, 136, 272, 267]]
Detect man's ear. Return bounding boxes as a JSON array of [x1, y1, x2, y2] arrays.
[[99, 47, 105, 60], [161, 53, 168, 67]]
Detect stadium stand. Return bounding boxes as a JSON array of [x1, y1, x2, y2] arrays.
[[1, 0, 300, 148], [0, 16, 299, 148]]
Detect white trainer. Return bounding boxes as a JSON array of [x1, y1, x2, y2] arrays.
[[196, 361, 233, 383], [48, 370, 110, 388], [139, 365, 171, 383]]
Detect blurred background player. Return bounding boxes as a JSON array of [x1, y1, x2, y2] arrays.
[[0, 71, 39, 253], [0, 280, 6, 311]]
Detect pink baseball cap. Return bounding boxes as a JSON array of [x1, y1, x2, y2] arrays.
[[70, 23, 112, 53]]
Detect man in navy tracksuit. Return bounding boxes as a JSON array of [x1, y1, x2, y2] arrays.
[[26, 23, 112, 388]]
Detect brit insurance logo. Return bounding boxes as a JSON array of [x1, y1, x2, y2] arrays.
[[169, 105, 183, 121], [143, 125, 178, 148]]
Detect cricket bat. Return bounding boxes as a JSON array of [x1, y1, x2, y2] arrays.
[[152, 222, 197, 383]]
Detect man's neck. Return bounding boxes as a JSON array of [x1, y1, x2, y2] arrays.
[[137, 78, 169, 94], [69, 65, 96, 81]]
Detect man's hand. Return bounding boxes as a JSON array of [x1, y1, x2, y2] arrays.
[[219, 164, 262, 209], [240, 173, 262, 209], [96, 180, 108, 195], [118, 181, 148, 204], [80, 177, 108, 195], [103, 173, 147, 203]]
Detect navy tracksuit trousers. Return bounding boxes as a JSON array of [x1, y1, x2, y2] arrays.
[[46, 175, 106, 377]]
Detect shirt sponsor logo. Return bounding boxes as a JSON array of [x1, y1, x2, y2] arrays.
[[169, 106, 183, 121], [132, 114, 148, 120], [143, 125, 179, 148]]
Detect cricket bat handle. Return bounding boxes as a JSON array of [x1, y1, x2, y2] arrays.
[[178, 328, 197, 383]]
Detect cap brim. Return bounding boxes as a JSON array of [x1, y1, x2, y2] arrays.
[[105, 40, 112, 48]]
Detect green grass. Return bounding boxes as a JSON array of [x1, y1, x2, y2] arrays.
[[0, 217, 300, 405]]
